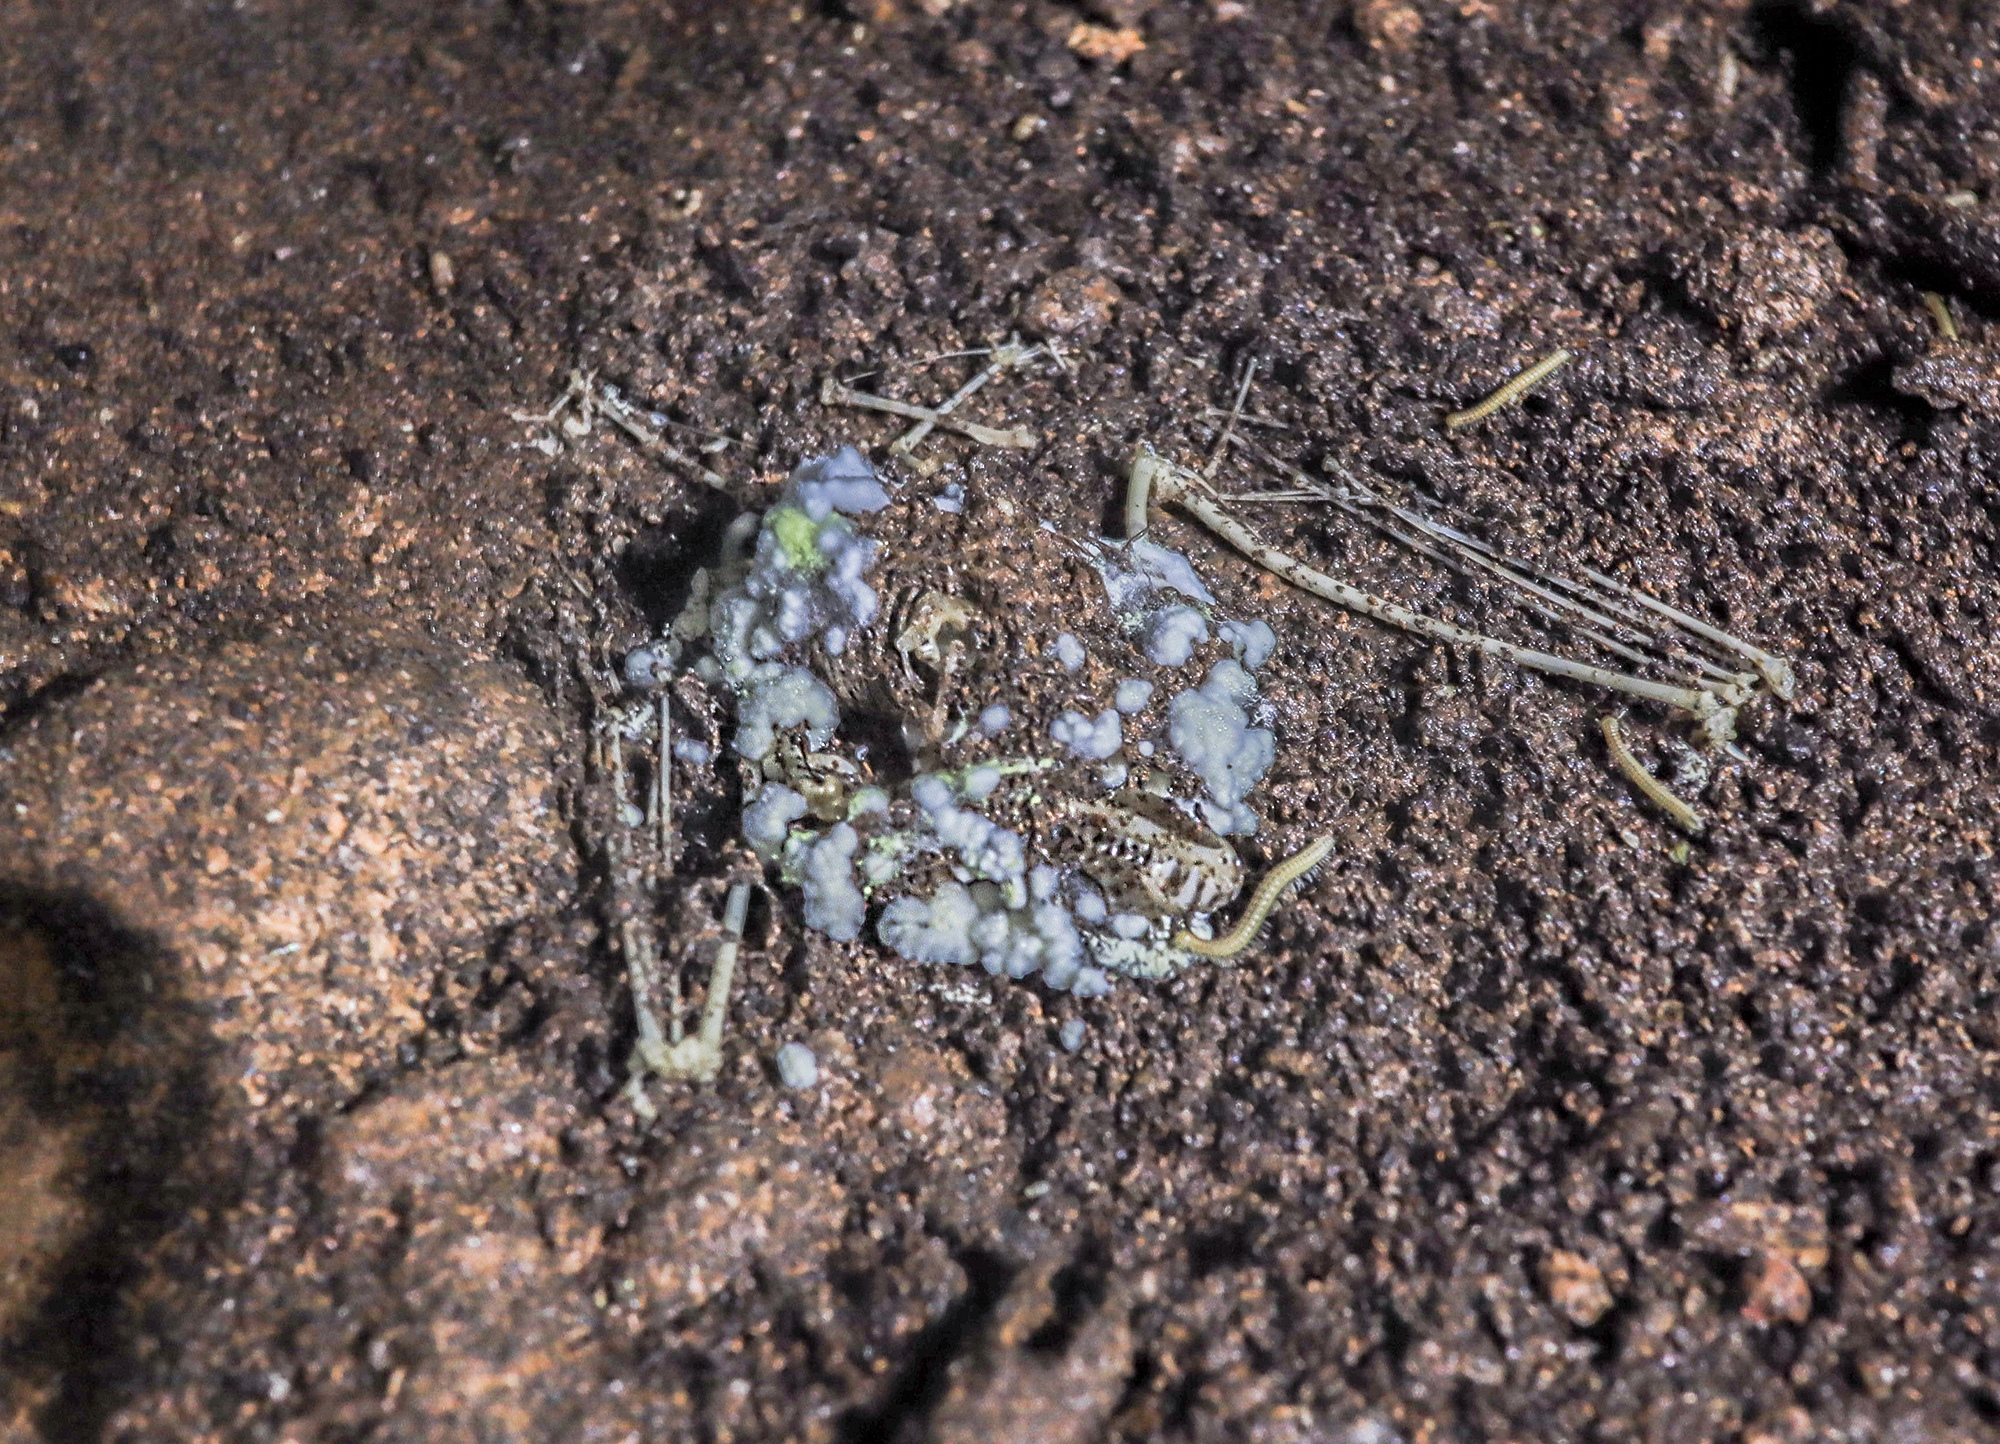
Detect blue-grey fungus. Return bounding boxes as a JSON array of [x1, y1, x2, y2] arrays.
[[1167, 660, 1275, 836], [1144, 605, 1209, 667], [775, 1041, 820, 1088], [1097, 537, 1215, 616], [877, 881, 1088, 989], [709, 449, 888, 682], [1218, 618, 1278, 670], [1073, 885, 1108, 924], [1113, 678, 1155, 714], [962, 763, 1004, 802], [743, 782, 808, 858], [734, 664, 840, 762], [796, 823, 866, 941], [1051, 707, 1123, 760], [623, 643, 672, 693]]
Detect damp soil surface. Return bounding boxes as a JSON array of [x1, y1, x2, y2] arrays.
[[3, 1, 2000, 1440]]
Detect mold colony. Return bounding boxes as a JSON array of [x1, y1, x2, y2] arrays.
[[639, 447, 1291, 1001]]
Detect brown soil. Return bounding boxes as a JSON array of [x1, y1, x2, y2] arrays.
[[2, 1, 1998, 1440]]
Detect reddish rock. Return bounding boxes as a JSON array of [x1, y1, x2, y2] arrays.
[[0, 636, 570, 1119], [1740, 1248, 1812, 1326], [1020, 268, 1121, 344], [625, 1117, 846, 1315], [1544, 1250, 1614, 1327]]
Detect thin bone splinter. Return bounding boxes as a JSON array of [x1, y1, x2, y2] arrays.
[[821, 376, 1038, 448], [1133, 449, 1740, 729]]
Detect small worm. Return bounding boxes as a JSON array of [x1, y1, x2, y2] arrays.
[[1444, 348, 1572, 432], [1923, 291, 1959, 342], [1600, 715, 1704, 834], [1174, 833, 1337, 961]]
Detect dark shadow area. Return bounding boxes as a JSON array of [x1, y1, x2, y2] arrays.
[[616, 487, 745, 632], [1023, 1237, 1111, 1355], [1751, 1, 1865, 174], [1822, 352, 1937, 441], [0, 885, 219, 1444], [0, 671, 103, 739], [835, 1246, 1014, 1444]]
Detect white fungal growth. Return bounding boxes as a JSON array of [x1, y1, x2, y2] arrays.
[[794, 822, 866, 942], [1097, 537, 1216, 617], [878, 880, 982, 967], [1218, 618, 1277, 670], [962, 763, 1004, 802], [710, 446, 889, 681], [1073, 885, 1108, 924], [623, 642, 674, 692], [877, 880, 1100, 992], [734, 664, 840, 762], [1167, 659, 1275, 836], [1055, 632, 1087, 671], [775, 1041, 819, 1088], [912, 774, 1028, 898], [1144, 605, 1209, 666], [788, 443, 892, 520], [1051, 707, 1124, 760], [1113, 678, 1154, 713], [743, 782, 808, 857]]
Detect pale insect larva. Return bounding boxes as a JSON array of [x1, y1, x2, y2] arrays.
[[1922, 291, 1959, 342], [1444, 348, 1572, 432], [1600, 714, 1704, 835], [1173, 833, 1337, 962]]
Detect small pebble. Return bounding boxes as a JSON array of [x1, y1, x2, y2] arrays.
[[978, 703, 1012, 734], [673, 738, 711, 765], [775, 1041, 819, 1089], [618, 801, 646, 828], [1055, 632, 1087, 671], [1059, 1018, 1086, 1051]]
